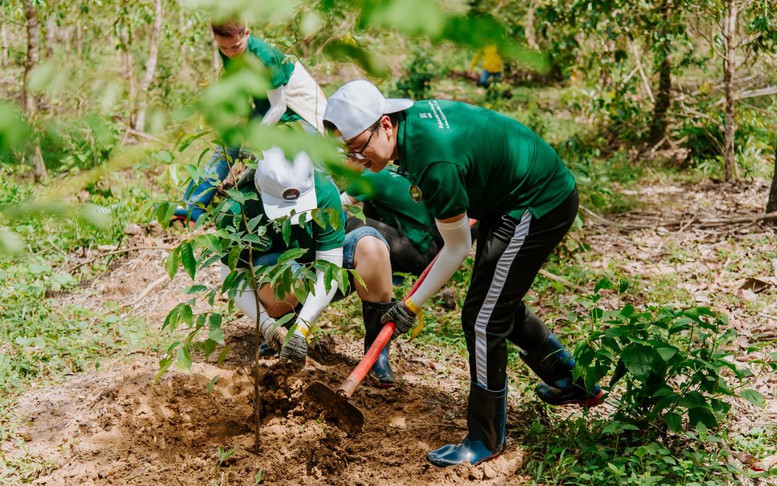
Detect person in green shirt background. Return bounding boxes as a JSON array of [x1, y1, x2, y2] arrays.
[[340, 165, 442, 279], [323, 80, 604, 467], [174, 20, 327, 225], [216, 146, 399, 387]]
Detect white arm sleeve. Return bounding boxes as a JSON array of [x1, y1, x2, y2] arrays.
[[296, 247, 343, 332], [260, 85, 287, 126], [407, 215, 472, 306], [340, 191, 357, 207], [221, 264, 271, 324]]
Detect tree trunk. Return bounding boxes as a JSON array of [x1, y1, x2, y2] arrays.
[[722, 0, 738, 182], [211, 34, 220, 82], [767, 145, 777, 220], [76, 23, 83, 59], [649, 0, 673, 146], [133, 0, 163, 132], [45, 15, 56, 59], [1, 22, 9, 66], [525, 0, 539, 51], [31, 141, 47, 182], [178, 0, 187, 58], [23, 0, 47, 181], [23, 0, 40, 115], [120, 20, 137, 129]]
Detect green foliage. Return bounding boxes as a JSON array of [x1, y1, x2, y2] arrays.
[[518, 277, 762, 484], [0, 170, 157, 401], [392, 47, 438, 100], [157, 150, 358, 378], [522, 416, 740, 485], [575, 278, 756, 432], [0, 103, 31, 159]]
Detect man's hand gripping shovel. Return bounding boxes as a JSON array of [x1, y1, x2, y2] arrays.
[[305, 255, 438, 434]]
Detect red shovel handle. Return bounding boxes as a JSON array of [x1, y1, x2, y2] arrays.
[[339, 321, 395, 398], [337, 254, 439, 398]]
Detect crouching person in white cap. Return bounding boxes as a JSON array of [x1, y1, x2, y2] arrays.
[[216, 147, 398, 385]]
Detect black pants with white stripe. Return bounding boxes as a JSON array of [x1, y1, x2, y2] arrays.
[[461, 188, 579, 391]]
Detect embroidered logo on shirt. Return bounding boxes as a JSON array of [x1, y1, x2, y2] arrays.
[[409, 185, 423, 203]]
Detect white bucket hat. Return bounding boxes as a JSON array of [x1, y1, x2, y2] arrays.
[[323, 80, 414, 141], [254, 147, 317, 223]]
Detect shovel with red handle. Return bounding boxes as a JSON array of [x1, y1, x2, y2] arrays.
[[305, 254, 439, 434]]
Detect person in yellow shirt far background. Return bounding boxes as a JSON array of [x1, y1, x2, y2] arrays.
[[470, 44, 503, 89]]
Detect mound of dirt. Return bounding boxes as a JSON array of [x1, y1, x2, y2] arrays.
[[7, 333, 527, 485]]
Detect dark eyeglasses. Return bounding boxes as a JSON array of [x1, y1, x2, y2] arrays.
[[346, 122, 380, 161]]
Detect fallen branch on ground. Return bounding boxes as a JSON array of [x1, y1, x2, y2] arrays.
[[581, 206, 777, 231], [69, 245, 173, 272]]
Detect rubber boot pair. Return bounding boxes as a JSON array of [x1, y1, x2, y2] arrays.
[[362, 300, 396, 388], [427, 381, 507, 467], [521, 333, 604, 407]]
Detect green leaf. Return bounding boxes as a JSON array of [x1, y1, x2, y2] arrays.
[[247, 214, 264, 232], [225, 188, 246, 204], [198, 254, 223, 271], [180, 242, 196, 280], [621, 343, 659, 379], [155, 356, 173, 383], [327, 208, 342, 229], [203, 338, 217, 359], [217, 346, 230, 366], [165, 247, 180, 279], [206, 375, 220, 397], [741, 389, 765, 408], [656, 346, 679, 362], [282, 219, 292, 245], [177, 130, 210, 152], [208, 327, 225, 345], [688, 407, 718, 429], [174, 346, 192, 372], [594, 278, 613, 293], [278, 248, 308, 264], [185, 284, 208, 294], [312, 208, 327, 229]]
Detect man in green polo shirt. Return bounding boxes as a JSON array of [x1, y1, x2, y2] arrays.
[[323, 80, 603, 467], [174, 20, 327, 225], [216, 146, 398, 385]]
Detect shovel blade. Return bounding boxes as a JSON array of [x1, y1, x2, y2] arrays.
[[306, 381, 364, 434]]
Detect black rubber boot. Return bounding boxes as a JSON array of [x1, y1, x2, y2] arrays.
[[363, 300, 397, 388], [427, 381, 507, 467], [520, 333, 604, 407]]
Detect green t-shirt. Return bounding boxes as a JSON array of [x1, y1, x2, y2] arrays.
[[217, 171, 345, 267], [220, 35, 301, 123], [395, 100, 575, 221], [346, 167, 438, 253]]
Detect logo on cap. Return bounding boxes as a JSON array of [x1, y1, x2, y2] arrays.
[[282, 188, 301, 201]]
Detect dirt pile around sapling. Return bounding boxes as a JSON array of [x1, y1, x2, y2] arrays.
[[7, 333, 526, 485]]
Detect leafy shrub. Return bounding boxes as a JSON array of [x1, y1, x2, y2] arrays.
[[392, 48, 438, 100], [575, 278, 762, 432]]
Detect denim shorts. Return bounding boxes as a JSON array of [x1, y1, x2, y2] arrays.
[[342, 226, 389, 269], [252, 226, 388, 271]]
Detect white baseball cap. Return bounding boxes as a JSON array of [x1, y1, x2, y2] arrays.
[[323, 80, 414, 141], [254, 147, 317, 223]]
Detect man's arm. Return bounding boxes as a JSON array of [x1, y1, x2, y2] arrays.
[[260, 85, 288, 126], [382, 213, 471, 334]]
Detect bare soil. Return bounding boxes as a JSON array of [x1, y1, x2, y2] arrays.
[[3, 178, 776, 485]]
